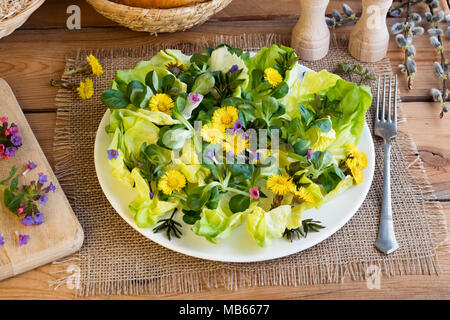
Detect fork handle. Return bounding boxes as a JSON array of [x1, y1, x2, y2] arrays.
[[375, 140, 399, 254]]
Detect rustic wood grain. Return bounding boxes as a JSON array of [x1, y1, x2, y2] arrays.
[[0, 18, 448, 113], [0, 79, 83, 281], [0, 0, 448, 300]]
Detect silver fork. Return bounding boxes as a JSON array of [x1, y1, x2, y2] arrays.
[[374, 74, 399, 254]]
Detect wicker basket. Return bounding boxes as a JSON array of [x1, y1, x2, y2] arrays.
[[86, 0, 232, 34], [0, 0, 45, 40]]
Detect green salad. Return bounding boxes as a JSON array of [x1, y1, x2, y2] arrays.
[[101, 44, 371, 247]]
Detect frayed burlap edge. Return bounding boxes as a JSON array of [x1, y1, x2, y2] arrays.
[[52, 33, 448, 297]]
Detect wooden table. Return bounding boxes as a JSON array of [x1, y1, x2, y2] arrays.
[[0, 0, 448, 299]]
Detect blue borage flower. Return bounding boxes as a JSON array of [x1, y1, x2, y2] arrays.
[[107, 149, 119, 160], [18, 234, 29, 246]]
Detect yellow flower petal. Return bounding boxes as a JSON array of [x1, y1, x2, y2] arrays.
[[77, 78, 94, 100], [164, 60, 186, 75], [158, 169, 186, 195], [212, 106, 238, 130], [266, 174, 294, 196], [87, 54, 103, 77], [149, 94, 175, 115], [201, 123, 225, 144], [264, 67, 282, 87], [345, 143, 368, 185], [223, 132, 249, 156]]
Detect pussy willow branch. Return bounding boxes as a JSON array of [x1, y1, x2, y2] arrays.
[[428, 2, 449, 118], [405, 1, 414, 89]]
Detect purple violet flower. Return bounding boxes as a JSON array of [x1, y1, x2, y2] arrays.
[[10, 134, 22, 146], [206, 149, 219, 164], [188, 93, 201, 103], [34, 212, 44, 225], [48, 182, 56, 192], [5, 146, 17, 157], [28, 160, 37, 170], [0, 233, 4, 246], [38, 172, 48, 184], [149, 191, 154, 200], [233, 120, 243, 132], [107, 149, 119, 160], [9, 125, 19, 135], [23, 160, 37, 176], [306, 148, 313, 161], [21, 216, 35, 226], [229, 65, 239, 74], [18, 234, 30, 246], [39, 194, 48, 206]]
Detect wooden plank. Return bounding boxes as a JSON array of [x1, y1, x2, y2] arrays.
[[0, 79, 83, 281], [21, 0, 365, 29], [0, 19, 448, 112], [0, 202, 447, 299], [399, 101, 450, 200]]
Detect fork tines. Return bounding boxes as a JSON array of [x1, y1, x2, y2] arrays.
[[375, 74, 398, 123]]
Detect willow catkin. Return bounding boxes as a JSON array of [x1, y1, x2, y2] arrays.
[[0, 0, 32, 22]]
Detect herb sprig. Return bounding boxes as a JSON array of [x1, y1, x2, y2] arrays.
[[283, 219, 325, 242], [333, 62, 376, 85], [153, 209, 182, 240]]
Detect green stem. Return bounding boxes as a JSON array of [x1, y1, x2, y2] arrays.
[[223, 187, 249, 197], [171, 193, 187, 202]]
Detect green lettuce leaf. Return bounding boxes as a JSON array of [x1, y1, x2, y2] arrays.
[[208, 46, 249, 96], [246, 205, 291, 247], [128, 169, 179, 228]]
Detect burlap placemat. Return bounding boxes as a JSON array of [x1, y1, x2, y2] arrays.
[[52, 34, 447, 296]]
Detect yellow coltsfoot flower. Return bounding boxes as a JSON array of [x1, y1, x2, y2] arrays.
[[164, 60, 186, 76], [212, 106, 238, 131], [293, 186, 315, 203], [345, 143, 368, 185], [201, 123, 225, 144], [158, 169, 186, 195], [267, 174, 295, 196], [149, 93, 175, 115], [264, 67, 283, 87], [223, 132, 249, 156], [87, 54, 103, 77], [77, 78, 94, 100]]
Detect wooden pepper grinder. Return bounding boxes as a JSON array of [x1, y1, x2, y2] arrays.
[[349, 0, 393, 62], [291, 0, 330, 61]]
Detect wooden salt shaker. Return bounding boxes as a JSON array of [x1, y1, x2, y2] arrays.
[[291, 0, 330, 61], [349, 0, 393, 62]]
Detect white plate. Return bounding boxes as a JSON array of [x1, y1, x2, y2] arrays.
[[94, 64, 375, 263]]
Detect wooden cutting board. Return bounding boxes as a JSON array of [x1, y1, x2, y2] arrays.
[[0, 78, 83, 281]]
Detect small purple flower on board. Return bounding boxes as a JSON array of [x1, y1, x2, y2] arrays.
[[5, 146, 17, 157], [38, 172, 48, 184], [9, 125, 19, 135], [34, 212, 44, 225], [48, 182, 56, 192], [18, 234, 30, 246], [21, 216, 35, 226], [107, 149, 119, 160], [27, 160, 37, 170], [10, 134, 22, 147], [39, 194, 48, 206], [0, 233, 4, 246]]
